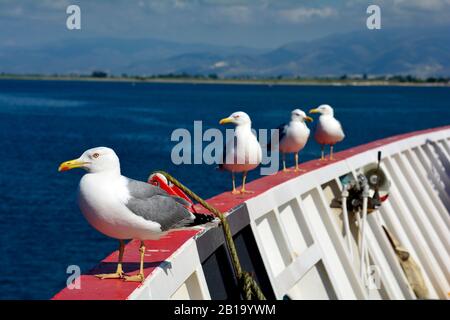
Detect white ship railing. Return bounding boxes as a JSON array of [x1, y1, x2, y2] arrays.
[[245, 127, 450, 300]]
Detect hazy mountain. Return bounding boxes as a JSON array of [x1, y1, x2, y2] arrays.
[[255, 28, 450, 77], [0, 37, 266, 75], [1, 28, 449, 77]]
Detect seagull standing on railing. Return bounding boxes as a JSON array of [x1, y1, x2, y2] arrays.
[[219, 111, 262, 194], [58, 147, 213, 282], [273, 109, 313, 172], [309, 104, 345, 160]]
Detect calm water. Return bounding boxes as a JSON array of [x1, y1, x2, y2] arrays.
[[0, 79, 449, 299]]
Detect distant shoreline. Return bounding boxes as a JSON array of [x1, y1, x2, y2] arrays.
[[1, 74, 449, 87]]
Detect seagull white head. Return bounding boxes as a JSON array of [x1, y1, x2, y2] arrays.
[[291, 109, 313, 123], [58, 147, 121, 174], [309, 104, 334, 116], [219, 111, 251, 126]]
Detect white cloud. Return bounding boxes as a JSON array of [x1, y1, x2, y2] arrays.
[[393, 0, 450, 11], [44, 0, 71, 9], [0, 5, 24, 17], [278, 7, 337, 23], [0, 0, 72, 19], [173, 0, 187, 9], [346, 0, 450, 12], [209, 5, 253, 24]]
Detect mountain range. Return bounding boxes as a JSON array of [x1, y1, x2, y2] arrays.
[[1, 28, 449, 78]]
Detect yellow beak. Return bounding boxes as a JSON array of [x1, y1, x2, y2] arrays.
[[219, 117, 233, 125], [309, 108, 320, 114], [304, 116, 313, 122], [58, 159, 86, 172]]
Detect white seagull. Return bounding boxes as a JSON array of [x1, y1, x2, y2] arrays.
[[309, 104, 345, 160], [219, 111, 262, 194], [274, 109, 313, 172], [58, 147, 213, 282]]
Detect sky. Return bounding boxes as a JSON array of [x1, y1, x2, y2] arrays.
[[1, 0, 450, 49]]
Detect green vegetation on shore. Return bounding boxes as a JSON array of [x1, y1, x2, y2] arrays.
[[1, 72, 449, 86]]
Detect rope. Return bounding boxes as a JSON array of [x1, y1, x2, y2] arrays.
[[153, 171, 266, 300]]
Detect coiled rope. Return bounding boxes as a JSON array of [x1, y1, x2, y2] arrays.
[[153, 171, 266, 300]]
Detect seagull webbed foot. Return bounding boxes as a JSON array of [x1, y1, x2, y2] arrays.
[[123, 273, 145, 282], [95, 271, 124, 280]]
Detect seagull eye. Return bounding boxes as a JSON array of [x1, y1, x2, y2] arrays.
[[93, 153, 100, 159]]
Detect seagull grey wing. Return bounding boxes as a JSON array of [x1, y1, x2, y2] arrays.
[[268, 123, 287, 149], [171, 195, 191, 206], [126, 178, 167, 199], [127, 178, 191, 206], [278, 123, 288, 142], [126, 195, 193, 231]]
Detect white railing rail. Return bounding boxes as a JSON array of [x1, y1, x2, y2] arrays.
[[245, 127, 450, 300]]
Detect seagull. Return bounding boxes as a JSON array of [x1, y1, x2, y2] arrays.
[[58, 147, 213, 282], [274, 109, 313, 172], [219, 111, 262, 194], [309, 104, 345, 160]]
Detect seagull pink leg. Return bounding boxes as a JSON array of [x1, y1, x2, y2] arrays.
[[95, 240, 125, 279], [231, 172, 240, 194], [124, 241, 145, 282], [320, 145, 326, 161], [282, 153, 291, 172], [240, 171, 254, 194], [294, 153, 305, 172]]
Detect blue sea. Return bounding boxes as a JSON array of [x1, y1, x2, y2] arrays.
[[0, 79, 449, 299]]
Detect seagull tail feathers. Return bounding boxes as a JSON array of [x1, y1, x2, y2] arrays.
[[171, 196, 215, 226], [190, 213, 215, 226]]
